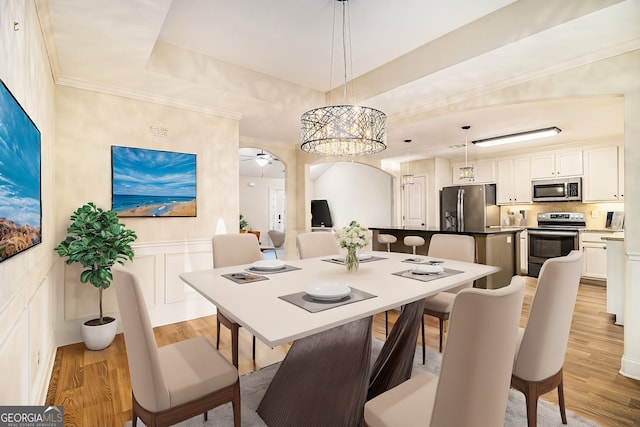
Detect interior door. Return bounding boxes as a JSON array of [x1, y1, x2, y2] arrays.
[[402, 175, 427, 228], [269, 188, 286, 232]]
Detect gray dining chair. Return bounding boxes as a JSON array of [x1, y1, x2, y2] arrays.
[[113, 267, 241, 427], [511, 250, 583, 427], [365, 276, 525, 427], [211, 233, 264, 367]]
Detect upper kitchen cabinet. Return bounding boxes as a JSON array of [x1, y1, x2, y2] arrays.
[[530, 150, 583, 179], [583, 145, 624, 202], [496, 157, 531, 204], [451, 160, 495, 184]]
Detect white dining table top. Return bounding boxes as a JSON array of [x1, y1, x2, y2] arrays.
[[179, 251, 499, 347]]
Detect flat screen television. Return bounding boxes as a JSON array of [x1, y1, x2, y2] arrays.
[[311, 199, 332, 227], [0, 80, 42, 263], [111, 146, 197, 217]]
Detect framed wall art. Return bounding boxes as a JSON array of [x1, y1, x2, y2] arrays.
[[111, 146, 196, 217], [0, 80, 42, 263]]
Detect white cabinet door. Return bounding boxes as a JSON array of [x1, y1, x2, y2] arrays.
[[584, 146, 619, 202], [496, 157, 531, 204], [531, 151, 582, 179], [580, 232, 608, 280], [512, 157, 532, 203], [451, 160, 495, 184], [619, 148, 624, 201]]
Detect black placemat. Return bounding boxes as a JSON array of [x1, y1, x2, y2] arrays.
[[322, 256, 387, 265], [245, 265, 301, 274], [222, 272, 269, 284], [392, 268, 463, 282], [279, 287, 377, 313]]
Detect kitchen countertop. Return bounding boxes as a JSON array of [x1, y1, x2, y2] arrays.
[[369, 226, 524, 235]]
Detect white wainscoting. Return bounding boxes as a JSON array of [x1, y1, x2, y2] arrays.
[[58, 238, 218, 347]]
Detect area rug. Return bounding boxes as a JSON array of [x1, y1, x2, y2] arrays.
[[125, 339, 601, 426]]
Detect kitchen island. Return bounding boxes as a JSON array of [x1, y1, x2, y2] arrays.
[[369, 226, 523, 289]]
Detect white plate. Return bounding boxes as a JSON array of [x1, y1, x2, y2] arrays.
[[251, 260, 286, 271], [411, 264, 444, 275], [305, 282, 351, 301]]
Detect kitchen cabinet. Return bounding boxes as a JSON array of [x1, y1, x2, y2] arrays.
[[580, 231, 608, 280], [496, 157, 531, 204], [451, 160, 495, 184], [530, 150, 582, 179], [605, 237, 625, 325], [583, 145, 624, 202]]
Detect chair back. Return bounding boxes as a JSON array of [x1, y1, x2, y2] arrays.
[[268, 230, 286, 248], [296, 232, 340, 259], [113, 267, 170, 412], [513, 250, 583, 381], [428, 234, 475, 293], [211, 233, 263, 268], [430, 276, 525, 427]]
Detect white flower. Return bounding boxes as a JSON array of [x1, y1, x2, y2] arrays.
[[336, 220, 370, 250]]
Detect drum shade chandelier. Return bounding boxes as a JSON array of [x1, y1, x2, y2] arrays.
[[300, 0, 386, 157]]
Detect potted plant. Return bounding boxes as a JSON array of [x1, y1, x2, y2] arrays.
[[55, 202, 137, 350], [239, 213, 249, 232]]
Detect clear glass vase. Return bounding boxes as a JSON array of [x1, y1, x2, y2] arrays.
[[345, 246, 359, 272]]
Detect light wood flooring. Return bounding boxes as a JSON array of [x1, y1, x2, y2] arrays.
[[46, 278, 640, 426]]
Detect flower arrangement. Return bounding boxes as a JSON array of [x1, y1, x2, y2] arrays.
[[335, 220, 370, 272]]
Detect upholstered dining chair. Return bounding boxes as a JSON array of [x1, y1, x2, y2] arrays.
[[296, 231, 340, 259], [212, 233, 264, 367], [113, 267, 241, 427], [364, 276, 525, 427], [511, 250, 583, 427], [421, 234, 476, 357]]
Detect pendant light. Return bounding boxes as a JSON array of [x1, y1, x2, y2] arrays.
[[459, 125, 475, 182], [401, 139, 415, 188], [300, 0, 386, 156]]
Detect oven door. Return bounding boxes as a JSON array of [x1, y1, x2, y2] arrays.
[[527, 229, 578, 277]]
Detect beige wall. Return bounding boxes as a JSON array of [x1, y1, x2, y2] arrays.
[[54, 85, 240, 320]]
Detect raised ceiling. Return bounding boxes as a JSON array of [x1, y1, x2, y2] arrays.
[[42, 0, 639, 162]]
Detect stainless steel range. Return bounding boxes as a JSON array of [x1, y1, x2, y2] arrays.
[[528, 212, 585, 277]]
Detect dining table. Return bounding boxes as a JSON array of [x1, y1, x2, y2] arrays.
[[180, 250, 499, 427]]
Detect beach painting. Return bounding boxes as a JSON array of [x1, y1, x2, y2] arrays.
[[0, 80, 42, 263], [111, 146, 196, 217]]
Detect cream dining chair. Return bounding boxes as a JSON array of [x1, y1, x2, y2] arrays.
[[365, 276, 525, 427], [511, 250, 583, 427], [212, 233, 264, 367], [296, 231, 340, 259], [113, 267, 241, 427], [421, 234, 475, 357]]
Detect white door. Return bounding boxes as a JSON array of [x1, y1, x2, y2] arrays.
[[269, 188, 286, 232], [402, 175, 427, 228]]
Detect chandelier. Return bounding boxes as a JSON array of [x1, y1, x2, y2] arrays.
[[459, 125, 475, 182], [300, 0, 386, 157]]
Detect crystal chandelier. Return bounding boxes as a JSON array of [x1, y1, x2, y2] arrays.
[[459, 125, 475, 182], [300, 0, 386, 157]]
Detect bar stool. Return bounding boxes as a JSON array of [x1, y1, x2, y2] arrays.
[[404, 235, 425, 255], [377, 234, 397, 253]]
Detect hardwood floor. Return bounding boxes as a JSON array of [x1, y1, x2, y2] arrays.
[[46, 278, 640, 426]]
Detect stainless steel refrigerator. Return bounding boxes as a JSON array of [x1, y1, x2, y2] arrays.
[[440, 183, 499, 232]]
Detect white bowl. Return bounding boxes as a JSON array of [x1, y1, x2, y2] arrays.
[[305, 282, 351, 301], [358, 253, 373, 260], [412, 264, 444, 275], [251, 259, 286, 271]]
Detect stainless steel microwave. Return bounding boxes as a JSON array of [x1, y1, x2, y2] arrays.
[[532, 178, 582, 202]]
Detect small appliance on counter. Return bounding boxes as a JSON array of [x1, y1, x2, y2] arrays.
[[606, 211, 624, 231]]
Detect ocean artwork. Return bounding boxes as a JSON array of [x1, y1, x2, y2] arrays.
[[111, 146, 196, 217], [0, 80, 42, 263]]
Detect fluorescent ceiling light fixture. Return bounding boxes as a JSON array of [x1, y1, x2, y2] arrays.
[[472, 127, 561, 147]]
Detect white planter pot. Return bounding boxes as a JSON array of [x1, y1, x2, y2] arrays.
[[81, 316, 117, 350]]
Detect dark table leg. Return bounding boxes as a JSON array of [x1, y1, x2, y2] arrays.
[[368, 299, 425, 400], [257, 317, 372, 427]]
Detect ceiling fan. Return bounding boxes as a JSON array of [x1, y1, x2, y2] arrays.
[[240, 150, 279, 167]]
